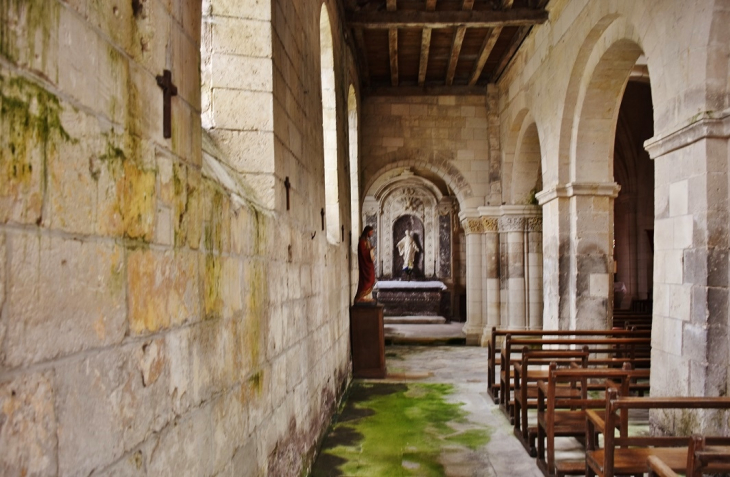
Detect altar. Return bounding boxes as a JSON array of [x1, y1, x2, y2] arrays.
[[373, 280, 448, 317]]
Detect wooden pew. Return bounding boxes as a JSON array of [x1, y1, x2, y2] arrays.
[[499, 335, 651, 417], [486, 327, 650, 403], [534, 364, 650, 476], [585, 389, 730, 477], [648, 435, 730, 476], [512, 347, 590, 455]]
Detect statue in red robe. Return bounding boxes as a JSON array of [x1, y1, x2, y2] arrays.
[[355, 226, 376, 303]]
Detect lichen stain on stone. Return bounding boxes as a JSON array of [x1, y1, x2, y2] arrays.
[[0, 74, 71, 224], [118, 159, 156, 241], [173, 167, 203, 250], [312, 382, 491, 477], [244, 260, 266, 370], [203, 253, 222, 320], [0, 0, 58, 71], [127, 250, 196, 335]]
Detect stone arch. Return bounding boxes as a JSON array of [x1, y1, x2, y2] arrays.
[[510, 112, 543, 205], [320, 2, 340, 243], [571, 35, 644, 183], [363, 158, 472, 209], [553, 14, 650, 187]]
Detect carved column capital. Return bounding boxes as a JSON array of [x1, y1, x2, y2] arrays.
[[481, 217, 499, 232], [525, 217, 542, 232], [463, 218, 484, 234], [498, 216, 524, 232]]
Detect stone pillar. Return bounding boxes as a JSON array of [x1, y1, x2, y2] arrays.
[[569, 183, 620, 330], [500, 216, 527, 329], [645, 112, 730, 402], [482, 216, 500, 332], [537, 182, 619, 329], [526, 217, 543, 330], [537, 184, 619, 331], [460, 212, 485, 344]]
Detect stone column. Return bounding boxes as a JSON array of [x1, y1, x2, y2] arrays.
[[460, 212, 485, 345], [645, 112, 730, 401], [537, 184, 618, 331], [569, 183, 620, 330], [536, 192, 570, 330], [500, 215, 527, 329], [482, 215, 500, 333], [526, 217, 543, 330], [538, 183, 620, 330]]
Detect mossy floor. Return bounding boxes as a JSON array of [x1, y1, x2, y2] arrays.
[[310, 346, 544, 477], [311, 382, 490, 477]]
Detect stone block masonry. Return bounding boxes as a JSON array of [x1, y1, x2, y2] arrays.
[[0, 0, 353, 475]]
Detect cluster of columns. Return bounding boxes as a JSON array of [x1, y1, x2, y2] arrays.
[[459, 206, 543, 345]]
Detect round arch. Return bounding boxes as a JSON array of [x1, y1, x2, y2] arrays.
[[504, 110, 543, 205], [363, 158, 472, 209], [320, 3, 340, 243]]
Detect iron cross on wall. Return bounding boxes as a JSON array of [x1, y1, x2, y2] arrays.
[[156, 69, 177, 139]]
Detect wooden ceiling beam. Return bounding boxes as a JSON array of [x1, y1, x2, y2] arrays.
[[365, 84, 486, 97], [353, 28, 370, 88], [346, 8, 548, 28], [492, 25, 531, 81], [468, 26, 501, 85], [418, 0, 438, 86], [387, 0, 398, 86], [445, 0, 474, 86]]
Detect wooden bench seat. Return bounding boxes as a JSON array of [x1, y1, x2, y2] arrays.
[[585, 390, 730, 477], [486, 327, 650, 403], [499, 336, 651, 417], [647, 435, 730, 476], [512, 348, 590, 454], [534, 365, 649, 476]]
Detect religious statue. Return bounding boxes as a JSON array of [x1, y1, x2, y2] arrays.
[[397, 230, 419, 280], [354, 226, 377, 303]]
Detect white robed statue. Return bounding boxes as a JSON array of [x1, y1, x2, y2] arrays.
[[397, 230, 419, 280]]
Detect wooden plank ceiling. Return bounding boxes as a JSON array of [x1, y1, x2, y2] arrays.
[[342, 0, 549, 95]]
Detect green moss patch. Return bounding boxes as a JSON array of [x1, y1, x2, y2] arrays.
[[312, 383, 490, 476]]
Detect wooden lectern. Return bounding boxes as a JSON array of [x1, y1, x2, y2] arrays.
[[349, 304, 386, 378]]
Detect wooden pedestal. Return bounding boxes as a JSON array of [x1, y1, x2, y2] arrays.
[[349, 304, 386, 379]]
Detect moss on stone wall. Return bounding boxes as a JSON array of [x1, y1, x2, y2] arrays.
[[0, 0, 57, 67], [0, 74, 72, 223]]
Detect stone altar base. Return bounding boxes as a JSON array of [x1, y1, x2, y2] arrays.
[[374, 280, 447, 317]]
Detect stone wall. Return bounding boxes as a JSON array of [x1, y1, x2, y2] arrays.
[[0, 0, 353, 475], [496, 0, 730, 429], [361, 95, 487, 210]]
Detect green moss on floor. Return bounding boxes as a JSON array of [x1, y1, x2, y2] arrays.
[[312, 382, 490, 476]]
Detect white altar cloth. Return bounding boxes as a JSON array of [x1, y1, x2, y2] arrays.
[[374, 280, 446, 290]]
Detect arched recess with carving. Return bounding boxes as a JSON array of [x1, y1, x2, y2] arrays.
[[362, 158, 471, 208], [320, 3, 340, 243]]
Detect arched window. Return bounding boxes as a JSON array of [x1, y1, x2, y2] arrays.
[[320, 4, 340, 243], [348, 84, 359, 251]]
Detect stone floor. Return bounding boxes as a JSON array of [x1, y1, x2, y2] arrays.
[[384, 322, 467, 345], [311, 345, 650, 476], [310, 345, 544, 476]]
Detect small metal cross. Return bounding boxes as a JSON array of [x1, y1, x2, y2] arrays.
[[156, 69, 177, 139]]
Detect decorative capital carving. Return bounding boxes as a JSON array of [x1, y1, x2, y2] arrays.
[[481, 217, 499, 232], [464, 218, 483, 234], [498, 216, 524, 232], [526, 217, 542, 232]]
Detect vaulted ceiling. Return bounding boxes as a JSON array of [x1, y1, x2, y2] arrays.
[[341, 0, 550, 95]]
